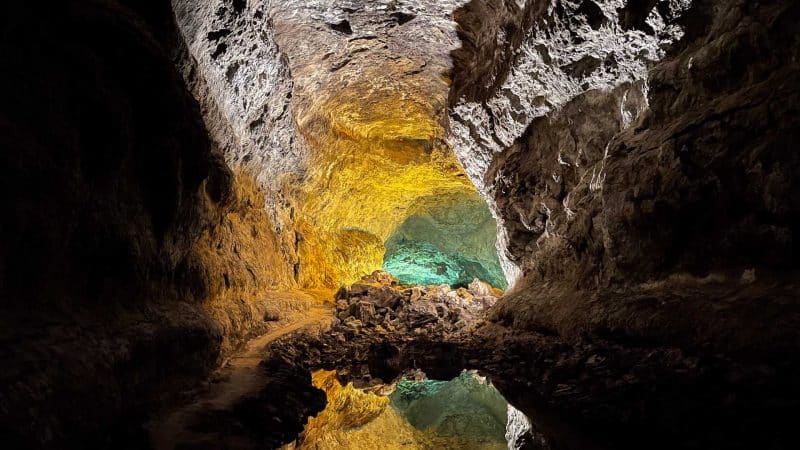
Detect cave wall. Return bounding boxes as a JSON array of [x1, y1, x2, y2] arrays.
[[171, 0, 304, 289], [0, 1, 307, 448], [0, 1, 222, 309], [448, 0, 800, 339], [446, 6, 800, 443], [448, 0, 692, 286], [171, 0, 304, 189]]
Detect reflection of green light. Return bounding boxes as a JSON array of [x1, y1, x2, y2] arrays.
[[381, 193, 508, 289]]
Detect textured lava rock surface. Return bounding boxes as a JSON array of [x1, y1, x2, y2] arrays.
[[0, 2, 305, 449], [444, 0, 800, 447], [449, 0, 800, 301]]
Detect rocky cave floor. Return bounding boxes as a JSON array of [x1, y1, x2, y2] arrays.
[[160, 271, 800, 450]]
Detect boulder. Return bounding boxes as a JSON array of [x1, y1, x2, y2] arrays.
[[361, 270, 398, 286], [456, 288, 474, 301], [404, 301, 440, 329], [468, 278, 494, 297], [349, 282, 374, 296], [343, 317, 363, 330], [349, 301, 377, 325], [372, 286, 401, 309], [409, 287, 424, 302]]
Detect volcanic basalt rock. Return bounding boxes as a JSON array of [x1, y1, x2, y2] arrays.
[[331, 271, 499, 340], [449, 0, 800, 301]]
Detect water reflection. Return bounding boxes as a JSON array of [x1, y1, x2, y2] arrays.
[[284, 369, 538, 450]]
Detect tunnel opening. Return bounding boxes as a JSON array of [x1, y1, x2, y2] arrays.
[[382, 191, 508, 290], [292, 71, 509, 293]]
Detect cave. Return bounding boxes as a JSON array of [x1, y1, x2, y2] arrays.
[[1, 1, 799, 450]]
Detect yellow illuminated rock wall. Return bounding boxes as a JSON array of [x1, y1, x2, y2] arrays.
[[291, 65, 478, 289], [186, 170, 309, 358]]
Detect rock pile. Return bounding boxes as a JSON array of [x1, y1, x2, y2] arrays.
[[332, 271, 501, 337]]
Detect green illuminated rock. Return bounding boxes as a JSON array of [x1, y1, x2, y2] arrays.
[[382, 192, 507, 289]]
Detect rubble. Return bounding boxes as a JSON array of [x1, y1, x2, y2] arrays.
[[333, 271, 499, 337]]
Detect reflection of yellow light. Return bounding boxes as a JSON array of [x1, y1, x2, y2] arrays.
[[293, 370, 425, 450], [293, 66, 480, 289]]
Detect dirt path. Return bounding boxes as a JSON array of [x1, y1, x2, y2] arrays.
[[150, 301, 333, 450]]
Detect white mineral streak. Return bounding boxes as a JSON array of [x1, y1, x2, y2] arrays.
[[447, 0, 690, 285], [505, 403, 534, 450]]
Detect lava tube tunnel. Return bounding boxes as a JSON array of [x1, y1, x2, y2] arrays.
[[3, 1, 799, 450], [291, 65, 507, 291]]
